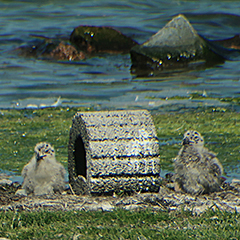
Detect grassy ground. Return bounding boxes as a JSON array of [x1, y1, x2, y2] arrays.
[[0, 208, 239, 239], [0, 107, 239, 174], [0, 107, 240, 239]]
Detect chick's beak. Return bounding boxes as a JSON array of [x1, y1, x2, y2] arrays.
[[182, 137, 190, 145], [36, 152, 46, 162]]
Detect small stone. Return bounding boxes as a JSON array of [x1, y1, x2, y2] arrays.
[[73, 234, 83, 240], [231, 179, 240, 184], [230, 179, 240, 191], [0, 173, 10, 180], [100, 202, 114, 211], [15, 188, 27, 197], [0, 179, 12, 186]]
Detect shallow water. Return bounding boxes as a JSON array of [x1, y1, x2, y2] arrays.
[[1, 0, 240, 180], [1, 0, 240, 110], [3, 166, 240, 185]]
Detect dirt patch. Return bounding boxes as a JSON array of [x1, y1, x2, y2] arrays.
[[0, 182, 23, 205]]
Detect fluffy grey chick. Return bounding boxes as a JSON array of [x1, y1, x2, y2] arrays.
[[22, 142, 66, 196], [174, 130, 223, 195]]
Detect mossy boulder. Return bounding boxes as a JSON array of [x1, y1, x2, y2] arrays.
[[70, 26, 138, 53], [130, 14, 240, 76]]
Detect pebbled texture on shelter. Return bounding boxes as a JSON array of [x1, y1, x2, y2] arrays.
[[68, 110, 161, 195]]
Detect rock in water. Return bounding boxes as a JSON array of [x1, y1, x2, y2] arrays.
[[17, 38, 85, 61], [70, 26, 138, 53], [173, 130, 223, 195], [22, 142, 66, 196], [130, 14, 224, 76], [215, 34, 240, 50]]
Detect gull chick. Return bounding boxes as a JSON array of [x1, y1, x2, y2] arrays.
[[22, 142, 66, 196], [174, 130, 223, 195]]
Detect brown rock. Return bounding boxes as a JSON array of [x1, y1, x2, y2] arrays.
[[50, 42, 85, 61], [215, 34, 240, 50]]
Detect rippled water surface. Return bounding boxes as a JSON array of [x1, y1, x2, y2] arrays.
[[1, 0, 240, 110]]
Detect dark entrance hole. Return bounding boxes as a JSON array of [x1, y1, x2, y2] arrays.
[[74, 135, 87, 179]]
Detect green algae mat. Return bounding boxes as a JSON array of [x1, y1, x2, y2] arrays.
[[0, 107, 239, 176]]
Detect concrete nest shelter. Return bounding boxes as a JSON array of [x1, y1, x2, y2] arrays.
[[68, 110, 161, 195]]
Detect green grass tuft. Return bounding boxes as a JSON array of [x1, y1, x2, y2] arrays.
[[0, 209, 240, 239]]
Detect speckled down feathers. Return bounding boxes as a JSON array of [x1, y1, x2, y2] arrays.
[[174, 130, 223, 195], [22, 142, 66, 196]]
